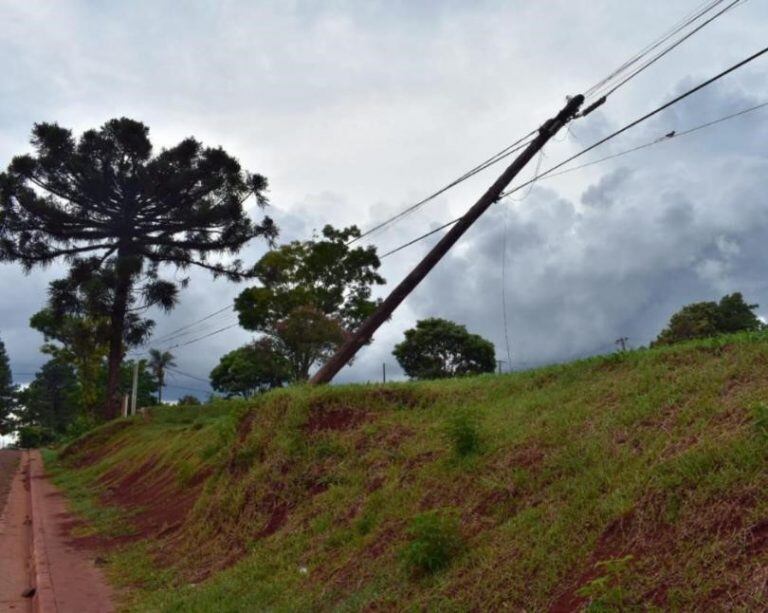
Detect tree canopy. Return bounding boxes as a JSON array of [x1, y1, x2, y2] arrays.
[[654, 292, 763, 346], [17, 358, 80, 435], [0, 118, 276, 419], [0, 335, 17, 434], [210, 338, 290, 397], [393, 318, 496, 380], [234, 225, 384, 380]]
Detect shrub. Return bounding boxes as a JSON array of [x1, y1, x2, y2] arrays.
[[401, 510, 463, 575], [18, 425, 57, 448], [446, 410, 481, 457], [751, 402, 768, 438], [63, 413, 99, 442]]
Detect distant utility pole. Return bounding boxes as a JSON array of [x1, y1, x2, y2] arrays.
[[310, 95, 585, 385], [130, 361, 139, 415], [382, 362, 387, 383], [615, 337, 629, 352], [496, 360, 506, 375]]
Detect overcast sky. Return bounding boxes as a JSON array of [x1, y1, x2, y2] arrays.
[[1, 0, 767, 399]]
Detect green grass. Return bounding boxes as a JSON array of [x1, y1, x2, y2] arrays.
[[45, 331, 768, 611]]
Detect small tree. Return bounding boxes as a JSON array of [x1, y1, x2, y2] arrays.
[[17, 359, 81, 435], [654, 292, 763, 346], [0, 118, 276, 420], [177, 394, 201, 405], [147, 349, 176, 404], [210, 338, 290, 398], [393, 318, 496, 380], [0, 335, 17, 434], [234, 225, 384, 380]]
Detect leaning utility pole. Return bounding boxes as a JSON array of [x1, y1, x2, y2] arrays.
[[310, 94, 584, 385]]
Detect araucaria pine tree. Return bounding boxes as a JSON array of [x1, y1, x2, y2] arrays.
[[0, 119, 277, 419], [0, 335, 17, 434]]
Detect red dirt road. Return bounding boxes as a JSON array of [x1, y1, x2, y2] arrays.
[[0, 449, 32, 612], [0, 450, 114, 613]]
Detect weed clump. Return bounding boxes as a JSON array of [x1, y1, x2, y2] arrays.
[[576, 554, 634, 610], [401, 510, 463, 576], [446, 410, 481, 457], [751, 402, 768, 438]]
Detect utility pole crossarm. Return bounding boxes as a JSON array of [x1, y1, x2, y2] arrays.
[[310, 94, 585, 385]]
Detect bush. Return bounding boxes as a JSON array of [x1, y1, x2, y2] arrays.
[[751, 402, 768, 438], [63, 413, 99, 442], [401, 510, 463, 575], [17, 425, 57, 448], [446, 410, 481, 457]]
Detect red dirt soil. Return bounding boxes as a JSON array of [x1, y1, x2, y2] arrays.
[[0, 450, 31, 612]]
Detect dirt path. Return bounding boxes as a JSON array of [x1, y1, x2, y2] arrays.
[[0, 450, 33, 612], [0, 450, 115, 613]]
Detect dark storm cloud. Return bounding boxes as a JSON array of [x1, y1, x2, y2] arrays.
[[405, 83, 768, 370]]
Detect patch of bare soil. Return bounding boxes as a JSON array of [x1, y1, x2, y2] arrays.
[[305, 403, 370, 433], [0, 449, 20, 516]]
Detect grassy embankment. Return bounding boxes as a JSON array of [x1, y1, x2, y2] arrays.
[[45, 331, 768, 611]]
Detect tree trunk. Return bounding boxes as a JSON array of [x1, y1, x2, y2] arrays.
[[158, 371, 163, 404], [104, 264, 132, 420]]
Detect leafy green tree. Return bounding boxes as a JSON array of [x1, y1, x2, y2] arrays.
[[147, 349, 176, 404], [30, 309, 110, 415], [716, 292, 762, 333], [210, 338, 290, 397], [654, 292, 763, 346], [234, 225, 384, 380], [0, 118, 276, 419], [0, 335, 17, 434], [393, 318, 496, 380], [17, 359, 81, 435], [177, 394, 201, 405], [272, 305, 347, 381]]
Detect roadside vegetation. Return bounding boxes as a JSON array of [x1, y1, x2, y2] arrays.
[[44, 330, 768, 610]]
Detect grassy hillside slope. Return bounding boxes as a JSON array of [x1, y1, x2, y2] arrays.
[[47, 332, 768, 611]]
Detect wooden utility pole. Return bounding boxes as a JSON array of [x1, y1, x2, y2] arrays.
[[310, 94, 584, 385], [130, 361, 139, 416]]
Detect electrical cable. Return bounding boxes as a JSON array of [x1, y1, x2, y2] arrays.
[[378, 46, 768, 259], [584, 0, 729, 98], [590, 0, 744, 101], [541, 99, 768, 180], [166, 366, 210, 384], [141, 304, 234, 346], [354, 1, 745, 248], [349, 130, 538, 245]]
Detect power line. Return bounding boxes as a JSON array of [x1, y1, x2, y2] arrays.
[[163, 381, 211, 394], [359, 1, 743, 251], [540, 99, 768, 180], [502, 43, 768, 197], [349, 130, 538, 245], [148, 313, 239, 349], [130, 323, 241, 358], [591, 0, 744, 101], [166, 366, 210, 384], [584, 0, 732, 99], [377, 45, 768, 259], [143, 304, 234, 346]]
